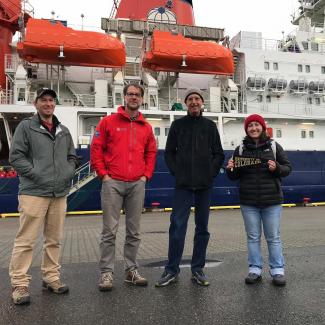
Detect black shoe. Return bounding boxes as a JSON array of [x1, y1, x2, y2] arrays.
[[155, 271, 178, 287], [192, 270, 209, 286], [245, 273, 262, 284], [272, 274, 286, 286]]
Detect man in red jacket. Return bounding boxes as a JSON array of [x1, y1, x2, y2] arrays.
[[91, 83, 157, 291]]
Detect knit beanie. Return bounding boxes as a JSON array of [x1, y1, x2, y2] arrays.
[[244, 114, 266, 133], [184, 88, 204, 103]]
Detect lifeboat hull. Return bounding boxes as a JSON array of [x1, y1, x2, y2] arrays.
[[142, 31, 234, 75], [17, 18, 126, 68]]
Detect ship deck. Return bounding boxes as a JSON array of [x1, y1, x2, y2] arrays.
[[0, 207, 325, 324]]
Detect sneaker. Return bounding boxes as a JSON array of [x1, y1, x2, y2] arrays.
[[245, 273, 262, 285], [98, 272, 113, 291], [12, 286, 30, 305], [192, 270, 210, 286], [125, 269, 148, 286], [272, 274, 286, 286], [155, 271, 178, 287], [42, 280, 69, 294]]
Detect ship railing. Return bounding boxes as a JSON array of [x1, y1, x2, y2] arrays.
[[253, 102, 325, 117], [158, 98, 179, 111], [0, 90, 13, 105], [4, 54, 19, 72], [69, 161, 96, 195], [72, 94, 114, 108], [232, 35, 325, 53], [157, 97, 235, 113]]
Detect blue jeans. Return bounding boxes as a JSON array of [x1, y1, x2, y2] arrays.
[[240, 205, 284, 276], [165, 188, 212, 275]]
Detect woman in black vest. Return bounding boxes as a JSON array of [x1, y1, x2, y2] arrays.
[[226, 114, 291, 286]]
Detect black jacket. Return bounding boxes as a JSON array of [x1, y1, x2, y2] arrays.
[[227, 137, 292, 207], [165, 114, 225, 189]]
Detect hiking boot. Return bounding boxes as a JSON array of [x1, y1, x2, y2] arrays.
[[272, 274, 286, 286], [155, 271, 178, 287], [12, 286, 30, 305], [98, 272, 113, 291], [42, 280, 69, 294], [245, 273, 262, 285], [192, 270, 210, 286], [125, 269, 148, 286]]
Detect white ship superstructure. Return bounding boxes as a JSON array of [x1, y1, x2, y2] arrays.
[[1, 0, 325, 158]]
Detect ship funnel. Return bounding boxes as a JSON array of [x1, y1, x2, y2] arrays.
[[114, 0, 195, 26]]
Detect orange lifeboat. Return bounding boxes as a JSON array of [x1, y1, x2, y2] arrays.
[[142, 30, 234, 75], [17, 18, 126, 68]]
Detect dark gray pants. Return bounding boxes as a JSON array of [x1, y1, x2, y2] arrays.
[[99, 179, 145, 273]]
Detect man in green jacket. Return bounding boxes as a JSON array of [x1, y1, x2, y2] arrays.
[[9, 88, 77, 305]]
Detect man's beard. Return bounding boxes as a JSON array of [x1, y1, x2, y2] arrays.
[[126, 102, 140, 110]]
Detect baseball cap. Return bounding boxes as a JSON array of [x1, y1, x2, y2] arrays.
[[35, 88, 57, 101]]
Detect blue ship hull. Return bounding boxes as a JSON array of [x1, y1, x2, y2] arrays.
[[1, 150, 325, 213]]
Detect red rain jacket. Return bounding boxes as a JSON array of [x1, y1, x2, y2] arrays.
[[91, 106, 157, 181]]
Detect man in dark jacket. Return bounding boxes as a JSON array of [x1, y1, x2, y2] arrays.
[[155, 88, 225, 287], [9, 88, 77, 305]]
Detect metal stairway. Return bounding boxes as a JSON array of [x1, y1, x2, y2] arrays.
[[69, 161, 96, 196]]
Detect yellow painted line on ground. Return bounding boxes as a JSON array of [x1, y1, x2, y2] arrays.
[[66, 211, 103, 215], [0, 213, 20, 218], [311, 202, 325, 206], [1, 202, 323, 218], [210, 205, 241, 210]]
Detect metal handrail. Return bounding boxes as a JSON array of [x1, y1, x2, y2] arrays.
[[71, 161, 96, 189]]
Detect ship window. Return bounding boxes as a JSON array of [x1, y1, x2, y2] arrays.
[[298, 64, 303, 72], [307, 97, 312, 104], [275, 129, 282, 138], [257, 94, 263, 102], [321, 66, 325, 74], [17, 88, 25, 101], [266, 95, 271, 103], [165, 128, 170, 136], [273, 62, 279, 70], [301, 130, 306, 138], [311, 42, 318, 52], [305, 65, 310, 73], [264, 62, 270, 70], [309, 130, 314, 138], [302, 41, 309, 50], [315, 97, 321, 105], [115, 92, 123, 106], [150, 95, 157, 107], [154, 127, 160, 136]]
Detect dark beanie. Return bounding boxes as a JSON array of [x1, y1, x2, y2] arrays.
[[244, 114, 266, 133]]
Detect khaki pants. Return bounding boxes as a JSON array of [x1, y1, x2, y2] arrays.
[[9, 195, 67, 287], [100, 179, 145, 273]]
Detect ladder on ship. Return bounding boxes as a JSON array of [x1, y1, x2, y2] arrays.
[[109, 0, 121, 19], [69, 161, 96, 196]]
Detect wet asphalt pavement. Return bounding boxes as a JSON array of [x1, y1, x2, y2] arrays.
[[0, 208, 324, 325]]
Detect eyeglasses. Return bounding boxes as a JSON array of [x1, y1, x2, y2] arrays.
[[126, 92, 142, 98]]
